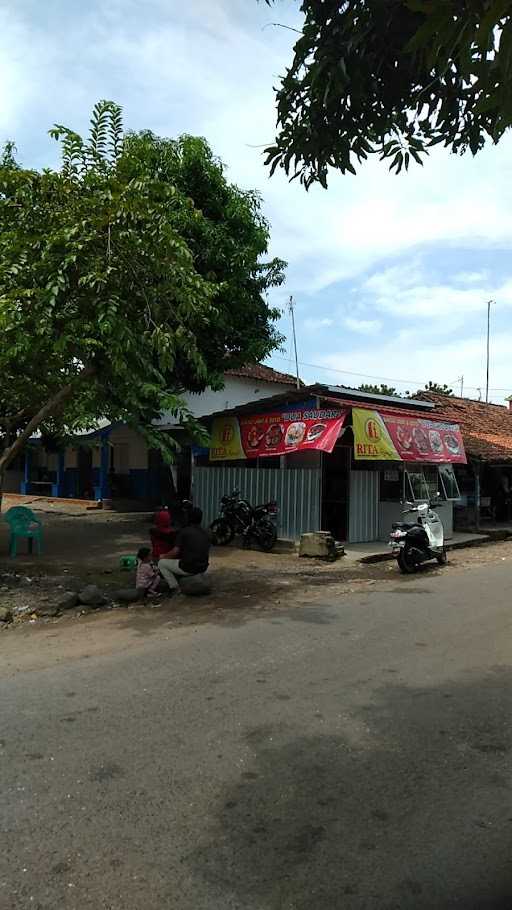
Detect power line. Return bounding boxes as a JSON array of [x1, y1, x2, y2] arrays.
[[272, 354, 512, 396]]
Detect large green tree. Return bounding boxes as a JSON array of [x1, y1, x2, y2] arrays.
[[264, 0, 512, 187], [0, 102, 285, 490]]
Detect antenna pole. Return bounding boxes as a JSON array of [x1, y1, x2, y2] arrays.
[[486, 299, 495, 403], [289, 295, 300, 389]]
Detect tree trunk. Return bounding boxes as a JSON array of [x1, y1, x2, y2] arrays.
[[0, 365, 96, 483]]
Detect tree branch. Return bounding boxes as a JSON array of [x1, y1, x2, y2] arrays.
[[0, 365, 96, 475], [0, 404, 38, 433]]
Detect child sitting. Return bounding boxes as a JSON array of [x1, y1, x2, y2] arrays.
[[136, 546, 161, 597]]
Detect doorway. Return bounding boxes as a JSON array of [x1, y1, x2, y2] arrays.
[[77, 447, 93, 499], [322, 445, 350, 540]]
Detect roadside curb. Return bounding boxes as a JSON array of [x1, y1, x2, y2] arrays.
[[356, 531, 511, 564]]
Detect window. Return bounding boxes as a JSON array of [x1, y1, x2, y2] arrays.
[[404, 465, 461, 502], [439, 464, 461, 500], [380, 468, 403, 502], [423, 465, 440, 501], [405, 471, 430, 502]]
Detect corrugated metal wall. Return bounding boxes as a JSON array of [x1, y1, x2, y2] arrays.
[[193, 467, 321, 540], [348, 471, 379, 542]]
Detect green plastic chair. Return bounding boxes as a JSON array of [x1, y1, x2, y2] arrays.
[[4, 506, 43, 557]]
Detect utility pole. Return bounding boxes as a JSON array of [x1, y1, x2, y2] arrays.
[[459, 375, 464, 398], [486, 299, 495, 403], [288, 295, 301, 389]]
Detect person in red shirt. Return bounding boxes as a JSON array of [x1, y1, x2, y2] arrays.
[[149, 506, 175, 559]]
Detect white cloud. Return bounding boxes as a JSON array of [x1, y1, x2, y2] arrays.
[[454, 270, 490, 285], [6, 0, 512, 407], [362, 261, 512, 323], [315, 331, 512, 403], [303, 317, 334, 330], [6, 0, 512, 299], [344, 317, 382, 335]]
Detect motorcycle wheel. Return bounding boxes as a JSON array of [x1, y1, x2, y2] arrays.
[[209, 518, 235, 546], [398, 547, 417, 574], [436, 547, 447, 566], [256, 520, 277, 552]]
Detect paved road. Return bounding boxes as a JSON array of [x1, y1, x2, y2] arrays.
[[2, 560, 512, 909]]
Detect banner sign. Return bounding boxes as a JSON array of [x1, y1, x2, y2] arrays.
[[210, 408, 348, 461], [210, 416, 245, 461], [352, 408, 466, 463]]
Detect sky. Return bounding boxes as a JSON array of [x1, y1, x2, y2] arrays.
[[3, 0, 512, 403]]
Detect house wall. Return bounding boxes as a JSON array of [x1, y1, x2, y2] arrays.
[[109, 426, 148, 471], [193, 465, 322, 540], [109, 426, 149, 499], [155, 376, 295, 425], [65, 448, 78, 469], [379, 501, 453, 541], [3, 469, 23, 493]]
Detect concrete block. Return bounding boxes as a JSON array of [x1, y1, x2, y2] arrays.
[[299, 532, 333, 558]]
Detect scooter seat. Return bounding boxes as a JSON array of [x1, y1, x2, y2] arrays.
[[392, 521, 415, 530]]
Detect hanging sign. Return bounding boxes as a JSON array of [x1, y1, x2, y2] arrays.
[[353, 408, 466, 463], [352, 409, 400, 460], [210, 408, 348, 461], [209, 416, 245, 461]]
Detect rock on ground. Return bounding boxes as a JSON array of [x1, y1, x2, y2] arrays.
[[0, 606, 12, 623], [179, 576, 212, 597], [35, 604, 60, 618], [78, 585, 109, 606], [55, 592, 79, 611]]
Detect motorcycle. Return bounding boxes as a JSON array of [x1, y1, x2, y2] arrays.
[[209, 489, 278, 552], [389, 496, 447, 574]]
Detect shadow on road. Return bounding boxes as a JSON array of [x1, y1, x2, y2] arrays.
[[190, 668, 512, 909]]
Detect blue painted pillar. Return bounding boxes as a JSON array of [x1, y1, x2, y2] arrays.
[[52, 452, 65, 498], [21, 448, 31, 494], [99, 434, 111, 501]]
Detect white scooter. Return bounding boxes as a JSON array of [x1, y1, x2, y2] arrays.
[[389, 496, 447, 574]]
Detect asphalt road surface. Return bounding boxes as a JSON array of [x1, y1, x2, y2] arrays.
[[2, 559, 512, 909]]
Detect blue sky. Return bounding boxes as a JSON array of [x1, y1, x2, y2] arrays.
[[3, 0, 512, 402]]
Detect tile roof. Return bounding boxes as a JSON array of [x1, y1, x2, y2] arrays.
[[414, 392, 512, 461], [225, 364, 300, 386]]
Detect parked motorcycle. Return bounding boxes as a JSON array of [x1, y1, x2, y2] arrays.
[[389, 496, 447, 573], [210, 489, 278, 551]]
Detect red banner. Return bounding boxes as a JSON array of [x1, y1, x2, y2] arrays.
[[238, 407, 348, 458], [382, 414, 466, 463]]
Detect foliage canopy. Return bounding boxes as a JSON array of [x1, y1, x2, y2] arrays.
[[264, 0, 512, 187], [0, 101, 285, 480]]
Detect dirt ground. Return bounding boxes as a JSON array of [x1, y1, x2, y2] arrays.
[[1, 498, 512, 639]]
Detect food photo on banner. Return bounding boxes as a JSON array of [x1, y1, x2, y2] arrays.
[[352, 409, 466, 463], [210, 408, 348, 461]]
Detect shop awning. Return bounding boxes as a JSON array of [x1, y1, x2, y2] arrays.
[[210, 406, 348, 461], [352, 408, 466, 464]]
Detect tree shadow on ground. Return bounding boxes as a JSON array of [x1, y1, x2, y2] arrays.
[[189, 668, 512, 909]]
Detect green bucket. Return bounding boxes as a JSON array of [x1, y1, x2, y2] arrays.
[[120, 555, 138, 571]]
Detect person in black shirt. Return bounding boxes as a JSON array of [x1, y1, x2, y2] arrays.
[[158, 507, 210, 591]]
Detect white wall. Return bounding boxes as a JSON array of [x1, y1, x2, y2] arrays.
[[155, 376, 295, 426], [109, 426, 148, 470], [379, 501, 454, 541]]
